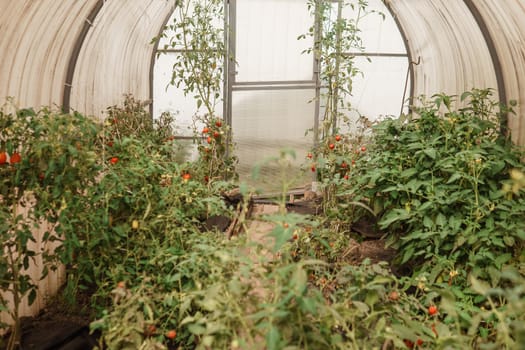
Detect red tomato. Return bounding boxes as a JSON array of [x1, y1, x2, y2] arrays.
[[335, 135, 341, 142], [329, 143, 335, 150], [146, 324, 156, 336], [404, 339, 414, 349], [213, 131, 220, 139], [311, 165, 316, 172], [207, 136, 212, 144], [182, 173, 191, 181], [202, 127, 209, 134], [307, 153, 313, 159], [109, 157, 119, 164], [388, 290, 399, 301], [10, 152, 21, 164], [166, 330, 177, 340], [215, 120, 222, 127], [428, 305, 438, 315], [361, 146, 366, 152], [416, 339, 423, 346], [0, 152, 7, 165]]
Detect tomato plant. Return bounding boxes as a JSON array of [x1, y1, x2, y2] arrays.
[[0, 103, 101, 349]]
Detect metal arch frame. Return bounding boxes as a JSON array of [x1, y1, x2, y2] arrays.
[[149, 2, 179, 118], [381, 0, 415, 117], [463, 0, 508, 136], [63, 0, 105, 113]]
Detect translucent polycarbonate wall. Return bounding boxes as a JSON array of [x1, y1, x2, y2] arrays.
[[153, 3, 224, 136], [153, 0, 410, 188], [234, 0, 314, 82], [387, 0, 498, 98], [340, 0, 410, 124], [468, 0, 525, 145], [1, 0, 525, 141], [0, 0, 97, 109], [0, 0, 175, 117], [230, 0, 315, 188], [69, 1, 175, 116]]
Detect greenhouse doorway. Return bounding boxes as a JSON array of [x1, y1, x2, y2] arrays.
[[153, 0, 410, 191], [226, 0, 317, 191]]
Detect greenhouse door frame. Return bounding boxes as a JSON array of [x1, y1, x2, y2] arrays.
[[223, 0, 321, 149]]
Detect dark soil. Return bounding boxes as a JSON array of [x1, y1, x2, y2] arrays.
[[1, 290, 100, 350]]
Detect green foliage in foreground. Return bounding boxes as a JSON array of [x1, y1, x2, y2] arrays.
[[1, 89, 525, 350]]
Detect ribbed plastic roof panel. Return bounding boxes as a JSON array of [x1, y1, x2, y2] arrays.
[[0, 0, 97, 108], [470, 0, 525, 144], [69, 0, 174, 117], [386, 0, 498, 103]]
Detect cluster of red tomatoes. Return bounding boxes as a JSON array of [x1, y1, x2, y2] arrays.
[[0, 151, 22, 165], [307, 134, 367, 180], [201, 118, 223, 146]]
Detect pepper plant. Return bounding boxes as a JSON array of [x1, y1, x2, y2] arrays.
[[347, 89, 525, 281]]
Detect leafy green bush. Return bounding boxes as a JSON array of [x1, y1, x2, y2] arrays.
[[0, 103, 101, 348], [55, 97, 233, 308], [349, 89, 525, 280]]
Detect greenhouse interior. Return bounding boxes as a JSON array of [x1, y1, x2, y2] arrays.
[[1, 0, 525, 349]]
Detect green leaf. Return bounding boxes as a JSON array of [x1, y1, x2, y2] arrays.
[[494, 253, 511, 268], [379, 209, 411, 228], [401, 246, 415, 264], [400, 168, 418, 178], [28, 288, 37, 306], [436, 213, 447, 227], [266, 326, 281, 350], [188, 323, 206, 335], [469, 276, 490, 295], [423, 216, 433, 229], [503, 236, 515, 247], [446, 172, 462, 184], [352, 301, 370, 314], [423, 148, 437, 159]]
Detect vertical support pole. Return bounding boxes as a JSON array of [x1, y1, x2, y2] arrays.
[[313, 0, 322, 153], [312, 0, 322, 184], [332, 0, 343, 135], [224, 0, 236, 158]]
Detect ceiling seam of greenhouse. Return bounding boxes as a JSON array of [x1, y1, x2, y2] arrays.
[[463, 0, 508, 133], [383, 0, 415, 112], [62, 0, 105, 112]]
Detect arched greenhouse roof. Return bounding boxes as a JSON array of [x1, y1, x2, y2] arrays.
[[1, 0, 524, 145]]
